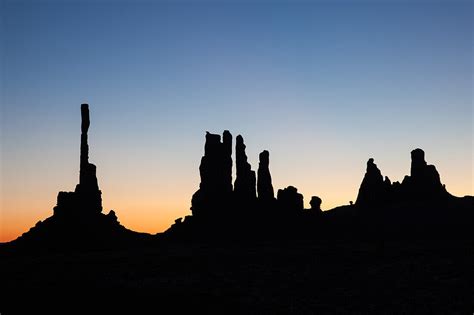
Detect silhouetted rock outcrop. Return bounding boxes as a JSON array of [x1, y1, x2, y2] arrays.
[[234, 135, 257, 203], [174, 130, 472, 242], [257, 150, 274, 203], [79, 105, 99, 190], [54, 104, 102, 217], [401, 148, 447, 200], [309, 196, 322, 213], [355, 158, 388, 208], [9, 104, 149, 250], [5, 108, 473, 251], [191, 131, 233, 217], [355, 149, 451, 211], [277, 186, 304, 213]]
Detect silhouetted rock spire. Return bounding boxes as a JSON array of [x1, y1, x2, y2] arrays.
[[234, 135, 256, 202], [355, 158, 387, 207], [410, 148, 442, 189], [410, 148, 426, 178], [402, 148, 446, 200], [257, 150, 274, 202], [191, 131, 233, 217], [12, 104, 144, 250], [78, 104, 99, 191], [75, 104, 102, 212], [54, 104, 102, 215]]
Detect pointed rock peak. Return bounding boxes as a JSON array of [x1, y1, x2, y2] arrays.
[[355, 157, 386, 207], [367, 158, 376, 169], [365, 158, 382, 176]]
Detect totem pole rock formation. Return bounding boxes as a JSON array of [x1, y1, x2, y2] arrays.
[[54, 104, 103, 216], [234, 135, 257, 202], [191, 131, 233, 217], [257, 150, 274, 202], [76, 104, 102, 212], [9, 104, 145, 250]]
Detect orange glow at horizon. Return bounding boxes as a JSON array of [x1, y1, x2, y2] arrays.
[[2, 1, 473, 243], [2, 167, 472, 243]]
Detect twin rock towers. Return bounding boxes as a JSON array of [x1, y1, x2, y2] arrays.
[[191, 130, 322, 219]]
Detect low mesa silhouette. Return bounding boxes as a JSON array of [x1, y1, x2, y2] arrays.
[[3, 104, 473, 250]]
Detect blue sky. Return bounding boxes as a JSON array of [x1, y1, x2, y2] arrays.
[[1, 0, 472, 240]]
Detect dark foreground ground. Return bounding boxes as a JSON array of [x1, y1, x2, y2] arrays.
[[1, 239, 473, 314]]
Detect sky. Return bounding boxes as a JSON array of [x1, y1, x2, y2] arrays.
[[1, 0, 472, 242]]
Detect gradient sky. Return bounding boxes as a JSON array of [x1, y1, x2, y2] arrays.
[[1, 0, 472, 242]]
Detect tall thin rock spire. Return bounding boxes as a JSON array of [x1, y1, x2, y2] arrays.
[[80, 104, 91, 186]]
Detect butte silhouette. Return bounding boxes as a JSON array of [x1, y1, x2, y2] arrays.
[[4, 105, 473, 250]]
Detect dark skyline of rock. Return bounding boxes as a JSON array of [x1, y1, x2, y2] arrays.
[[4, 104, 473, 249]]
